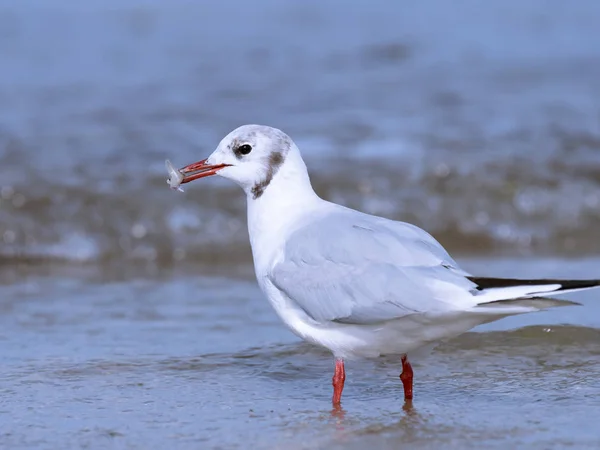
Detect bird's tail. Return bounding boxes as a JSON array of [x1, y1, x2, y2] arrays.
[[468, 276, 600, 304]]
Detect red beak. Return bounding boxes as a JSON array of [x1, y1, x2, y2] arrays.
[[179, 159, 231, 184]]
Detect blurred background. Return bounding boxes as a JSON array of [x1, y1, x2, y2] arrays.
[[2, 1, 600, 449]]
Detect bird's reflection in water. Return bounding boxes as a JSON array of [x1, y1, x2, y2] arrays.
[[330, 404, 347, 422], [325, 398, 429, 449], [402, 399, 417, 416], [400, 400, 423, 427]]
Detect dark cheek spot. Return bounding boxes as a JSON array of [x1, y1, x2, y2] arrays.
[[251, 151, 284, 199], [269, 151, 284, 168]]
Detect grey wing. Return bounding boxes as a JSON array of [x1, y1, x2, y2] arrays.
[[269, 210, 477, 324]]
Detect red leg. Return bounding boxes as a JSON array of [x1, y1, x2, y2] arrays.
[[399, 354, 413, 400], [332, 359, 346, 406]]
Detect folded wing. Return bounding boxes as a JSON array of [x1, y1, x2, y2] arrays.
[[268, 209, 478, 324]]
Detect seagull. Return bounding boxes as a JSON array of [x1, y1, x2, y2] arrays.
[[167, 124, 600, 406]]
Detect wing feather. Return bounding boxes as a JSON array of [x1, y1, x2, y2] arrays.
[[269, 209, 476, 324]]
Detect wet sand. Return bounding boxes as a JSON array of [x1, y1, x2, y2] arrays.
[[3, 258, 600, 449]]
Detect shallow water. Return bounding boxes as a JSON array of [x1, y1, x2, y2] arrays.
[[2, 0, 600, 448], [2, 0, 600, 266], [3, 258, 600, 449]]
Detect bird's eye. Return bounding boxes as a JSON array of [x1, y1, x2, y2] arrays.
[[237, 144, 252, 155]]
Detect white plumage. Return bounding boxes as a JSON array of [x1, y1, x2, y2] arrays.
[[170, 124, 600, 405]]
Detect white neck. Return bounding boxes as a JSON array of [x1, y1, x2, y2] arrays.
[[246, 151, 322, 271]]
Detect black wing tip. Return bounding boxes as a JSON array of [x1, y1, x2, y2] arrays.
[[467, 276, 600, 292]]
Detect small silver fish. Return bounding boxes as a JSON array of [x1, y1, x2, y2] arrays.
[[165, 159, 184, 192]]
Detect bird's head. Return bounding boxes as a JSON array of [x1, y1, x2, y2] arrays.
[[175, 124, 305, 199]]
